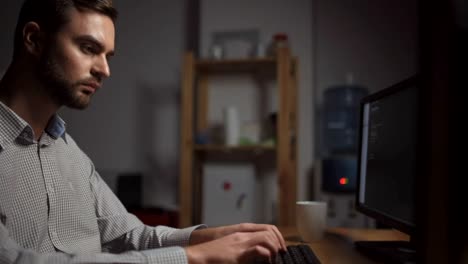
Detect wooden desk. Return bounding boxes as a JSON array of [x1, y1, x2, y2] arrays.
[[279, 226, 410, 264]]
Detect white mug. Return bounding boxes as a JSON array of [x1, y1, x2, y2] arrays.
[[296, 201, 327, 242]]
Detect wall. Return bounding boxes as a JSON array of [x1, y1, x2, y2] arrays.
[[0, 0, 186, 210], [0, 1, 21, 73], [314, 0, 418, 100]]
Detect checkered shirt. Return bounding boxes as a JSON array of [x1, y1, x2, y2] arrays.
[[0, 101, 203, 263]]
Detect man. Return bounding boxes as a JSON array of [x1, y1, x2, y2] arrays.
[[0, 0, 286, 263]]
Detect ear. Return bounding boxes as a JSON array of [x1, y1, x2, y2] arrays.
[[22, 22, 44, 57]]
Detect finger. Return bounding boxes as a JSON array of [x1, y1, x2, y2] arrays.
[[243, 231, 280, 257], [269, 225, 287, 251], [251, 224, 287, 251], [239, 224, 286, 251], [263, 230, 282, 257], [242, 245, 272, 264]]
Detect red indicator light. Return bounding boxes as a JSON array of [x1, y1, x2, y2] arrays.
[[339, 177, 348, 185]]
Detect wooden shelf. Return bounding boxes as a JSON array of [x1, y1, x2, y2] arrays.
[[194, 144, 275, 152], [196, 57, 276, 74], [179, 47, 298, 228]]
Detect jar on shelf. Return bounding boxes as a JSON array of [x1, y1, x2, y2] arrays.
[[268, 33, 289, 57]]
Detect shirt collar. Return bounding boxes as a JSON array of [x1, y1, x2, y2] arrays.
[[46, 114, 67, 140], [0, 101, 67, 149]]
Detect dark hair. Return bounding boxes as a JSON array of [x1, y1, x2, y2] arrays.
[[13, 0, 118, 58]]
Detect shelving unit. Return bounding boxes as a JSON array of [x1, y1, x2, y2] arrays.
[[179, 47, 298, 227]]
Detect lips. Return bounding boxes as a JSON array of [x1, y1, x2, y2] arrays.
[[80, 81, 101, 94], [82, 81, 101, 90]]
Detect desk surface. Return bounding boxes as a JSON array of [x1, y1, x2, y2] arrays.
[[280, 226, 410, 264]]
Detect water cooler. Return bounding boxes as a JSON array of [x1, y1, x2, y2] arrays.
[[315, 77, 373, 228]]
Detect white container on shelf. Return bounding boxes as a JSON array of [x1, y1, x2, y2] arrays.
[[224, 106, 240, 146]]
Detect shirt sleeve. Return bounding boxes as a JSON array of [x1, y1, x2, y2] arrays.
[[0, 221, 188, 264], [88, 163, 207, 256]]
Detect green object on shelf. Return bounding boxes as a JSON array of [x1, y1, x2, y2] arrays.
[[239, 137, 255, 146], [261, 138, 276, 147]]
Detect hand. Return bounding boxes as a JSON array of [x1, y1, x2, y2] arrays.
[[190, 223, 286, 251], [185, 230, 283, 264]]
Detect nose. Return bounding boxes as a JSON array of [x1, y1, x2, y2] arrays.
[[92, 55, 111, 79]]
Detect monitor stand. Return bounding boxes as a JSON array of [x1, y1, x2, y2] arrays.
[[355, 240, 416, 264]]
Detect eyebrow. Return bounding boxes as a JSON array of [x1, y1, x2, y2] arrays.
[[75, 35, 115, 57]]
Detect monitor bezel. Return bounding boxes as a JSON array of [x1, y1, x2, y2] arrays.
[[355, 76, 418, 236]]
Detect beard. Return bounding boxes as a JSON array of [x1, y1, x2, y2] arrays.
[[37, 48, 96, 110]]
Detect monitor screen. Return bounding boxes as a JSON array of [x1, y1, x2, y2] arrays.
[[356, 76, 418, 235]]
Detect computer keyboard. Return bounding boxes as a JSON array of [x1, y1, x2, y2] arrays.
[[275, 244, 321, 264]]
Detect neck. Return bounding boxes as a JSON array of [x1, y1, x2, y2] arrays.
[[0, 62, 60, 141]]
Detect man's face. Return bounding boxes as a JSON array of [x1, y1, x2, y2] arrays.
[[38, 8, 115, 109]]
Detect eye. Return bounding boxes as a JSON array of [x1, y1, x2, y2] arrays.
[[81, 44, 98, 55]]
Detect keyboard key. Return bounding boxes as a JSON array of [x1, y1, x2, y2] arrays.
[[275, 244, 321, 264], [299, 244, 321, 264], [279, 249, 294, 264], [288, 245, 305, 263]]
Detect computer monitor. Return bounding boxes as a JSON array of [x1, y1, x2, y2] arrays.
[[355, 76, 418, 263]]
